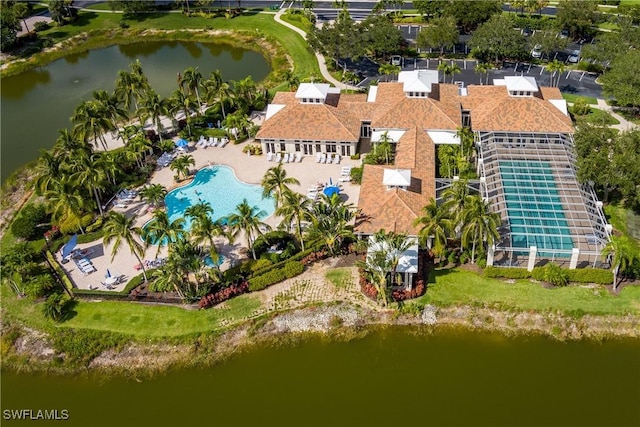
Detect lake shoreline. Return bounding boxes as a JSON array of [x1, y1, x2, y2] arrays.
[[4, 301, 639, 377]]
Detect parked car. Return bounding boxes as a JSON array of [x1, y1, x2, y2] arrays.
[[558, 29, 570, 39], [531, 44, 542, 59], [568, 50, 580, 63], [391, 55, 402, 66], [521, 27, 533, 36]]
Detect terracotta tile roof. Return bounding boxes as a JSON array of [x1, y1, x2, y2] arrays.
[[371, 83, 461, 130], [256, 93, 365, 142], [355, 127, 436, 236], [462, 85, 573, 133]]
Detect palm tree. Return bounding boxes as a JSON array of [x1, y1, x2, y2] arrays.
[[53, 127, 92, 156], [92, 90, 128, 137], [378, 63, 400, 82], [45, 182, 91, 234], [547, 59, 565, 87], [437, 62, 450, 83], [185, 200, 214, 222], [181, 66, 204, 110], [442, 179, 471, 230], [357, 248, 393, 306], [307, 195, 356, 256], [189, 212, 229, 269], [215, 81, 234, 119], [139, 90, 170, 143], [223, 110, 251, 140], [170, 155, 195, 181], [602, 236, 638, 290], [474, 62, 493, 85], [139, 184, 167, 208], [261, 164, 301, 209], [69, 153, 109, 216], [169, 89, 196, 136], [125, 132, 153, 168], [114, 61, 150, 121], [142, 210, 186, 257], [448, 63, 461, 83], [33, 150, 64, 195], [226, 199, 271, 260], [276, 190, 312, 251], [282, 70, 300, 91], [102, 211, 148, 282], [460, 195, 500, 263], [413, 198, 451, 262], [72, 100, 115, 150]]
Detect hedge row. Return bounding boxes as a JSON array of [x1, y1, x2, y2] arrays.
[[484, 266, 613, 284], [248, 261, 305, 292]]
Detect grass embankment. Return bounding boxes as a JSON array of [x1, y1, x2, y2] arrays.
[[562, 93, 597, 105], [414, 268, 640, 317], [2, 11, 319, 81]]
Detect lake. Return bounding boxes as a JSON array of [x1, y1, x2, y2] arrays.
[[2, 326, 639, 427], [0, 41, 270, 181]]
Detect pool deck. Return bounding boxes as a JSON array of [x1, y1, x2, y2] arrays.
[[60, 134, 361, 292]]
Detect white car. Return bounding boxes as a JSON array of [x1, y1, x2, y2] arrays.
[[391, 55, 402, 66], [568, 50, 580, 63], [530, 44, 542, 59]]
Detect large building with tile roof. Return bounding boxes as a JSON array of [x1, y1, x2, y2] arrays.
[[256, 71, 610, 276]]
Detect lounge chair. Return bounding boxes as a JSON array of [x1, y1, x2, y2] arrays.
[[316, 153, 322, 163], [296, 152, 302, 162], [321, 153, 327, 164], [341, 166, 351, 175], [219, 138, 229, 147], [339, 176, 351, 183], [114, 202, 128, 209], [275, 153, 282, 163], [333, 154, 341, 164], [266, 152, 274, 162], [283, 153, 289, 163]]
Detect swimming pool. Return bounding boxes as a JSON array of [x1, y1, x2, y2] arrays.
[[499, 161, 574, 256], [162, 165, 273, 234]]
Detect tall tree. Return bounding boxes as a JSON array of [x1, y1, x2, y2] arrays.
[[460, 195, 500, 263], [142, 210, 186, 257], [414, 198, 451, 261], [169, 154, 195, 181], [139, 184, 167, 208], [546, 59, 565, 87], [181, 66, 204, 110], [413, 0, 448, 20], [556, 0, 597, 40], [601, 50, 640, 114], [469, 14, 526, 63], [416, 16, 459, 55], [103, 211, 148, 282], [602, 236, 639, 290], [226, 199, 271, 260], [444, 0, 502, 33], [261, 164, 301, 209], [276, 190, 312, 251], [139, 90, 170, 143]]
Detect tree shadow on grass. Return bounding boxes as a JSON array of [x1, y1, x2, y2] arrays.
[[60, 299, 79, 322]]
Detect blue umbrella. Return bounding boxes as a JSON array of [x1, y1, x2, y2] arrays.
[[175, 138, 189, 147], [106, 269, 111, 278], [61, 234, 78, 259], [323, 186, 340, 197]]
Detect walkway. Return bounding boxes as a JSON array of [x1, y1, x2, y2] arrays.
[[273, 8, 360, 91], [592, 99, 638, 132]]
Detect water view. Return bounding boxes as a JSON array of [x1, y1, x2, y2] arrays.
[[2, 327, 639, 427], [0, 41, 270, 181]]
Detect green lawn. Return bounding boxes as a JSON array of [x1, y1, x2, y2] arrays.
[[62, 294, 261, 337], [325, 268, 352, 288], [414, 268, 640, 317], [12, 10, 319, 79], [562, 93, 597, 105], [573, 108, 620, 125]]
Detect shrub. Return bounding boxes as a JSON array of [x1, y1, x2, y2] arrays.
[[350, 153, 361, 160], [566, 268, 613, 285], [198, 281, 249, 309], [25, 274, 55, 299], [359, 273, 378, 300], [253, 230, 299, 260], [350, 167, 363, 184], [575, 61, 603, 74], [11, 216, 39, 240], [250, 258, 273, 272], [572, 97, 592, 116], [392, 280, 426, 301], [300, 250, 328, 266], [33, 21, 50, 32], [542, 263, 568, 287], [484, 266, 531, 279], [248, 261, 305, 292], [119, 19, 130, 28]]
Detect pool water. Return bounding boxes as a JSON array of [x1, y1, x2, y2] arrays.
[[204, 254, 225, 267], [149, 166, 273, 243], [499, 161, 574, 256]]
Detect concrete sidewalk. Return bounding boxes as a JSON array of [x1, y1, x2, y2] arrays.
[[592, 99, 638, 132], [273, 8, 360, 91]]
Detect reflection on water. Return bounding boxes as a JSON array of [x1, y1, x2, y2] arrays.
[[0, 41, 270, 181]]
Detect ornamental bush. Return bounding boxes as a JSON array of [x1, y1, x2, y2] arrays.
[[198, 281, 249, 309], [542, 263, 568, 287], [11, 216, 39, 240], [566, 268, 613, 284]]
